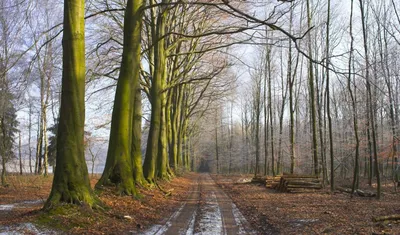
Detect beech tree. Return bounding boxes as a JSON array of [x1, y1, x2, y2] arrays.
[[44, 0, 100, 209], [96, 0, 144, 195]]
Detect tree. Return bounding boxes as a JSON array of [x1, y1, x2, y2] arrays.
[[96, 0, 144, 195], [44, 0, 100, 209], [325, 0, 334, 191], [143, 0, 169, 183], [358, 0, 381, 199], [47, 120, 58, 168], [0, 85, 18, 186], [348, 0, 361, 197], [132, 87, 145, 185], [0, 0, 24, 186], [306, 0, 318, 176]]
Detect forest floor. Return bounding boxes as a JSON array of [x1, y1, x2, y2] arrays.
[[212, 174, 400, 235], [0, 173, 193, 234], [1, 173, 400, 234]]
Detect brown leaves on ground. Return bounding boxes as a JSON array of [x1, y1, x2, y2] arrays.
[[213, 174, 400, 235], [0, 173, 194, 234]]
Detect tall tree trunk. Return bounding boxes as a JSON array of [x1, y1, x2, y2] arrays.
[[325, 0, 334, 191], [157, 86, 169, 179], [348, 0, 360, 196], [255, 81, 261, 177], [229, 101, 233, 174], [380, 17, 397, 184], [367, 100, 373, 185], [264, 43, 269, 176], [35, 114, 43, 175], [215, 114, 219, 174], [29, 101, 33, 174], [43, 98, 49, 177], [306, 0, 319, 176], [1, 152, 6, 186], [43, 65, 52, 177], [288, 8, 295, 174], [96, 0, 143, 195], [143, 2, 167, 182], [19, 131, 22, 175], [268, 52, 275, 176], [359, 0, 381, 199], [277, 72, 288, 175], [45, 0, 100, 209], [132, 86, 145, 185]]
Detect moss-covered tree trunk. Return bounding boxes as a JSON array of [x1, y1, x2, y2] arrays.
[[157, 74, 169, 179], [165, 90, 174, 177], [168, 88, 176, 169], [132, 86, 145, 185], [179, 87, 190, 171], [44, 0, 99, 209], [175, 86, 183, 168], [169, 86, 181, 170], [182, 120, 188, 170], [144, 5, 166, 183], [177, 85, 187, 168], [96, 0, 143, 196]]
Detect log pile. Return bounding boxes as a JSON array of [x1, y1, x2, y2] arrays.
[[251, 176, 267, 184], [275, 174, 322, 193], [266, 176, 282, 189]]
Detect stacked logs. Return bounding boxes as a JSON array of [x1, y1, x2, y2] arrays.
[[266, 176, 282, 189], [268, 174, 322, 193]]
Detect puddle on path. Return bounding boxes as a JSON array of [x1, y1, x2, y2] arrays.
[[0, 222, 57, 235], [194, 192, 223, 235], [288, 218, 320, 227], [231, 203, 252, 235], [0, 200, 43, 211], [140, 194, 188, 235]]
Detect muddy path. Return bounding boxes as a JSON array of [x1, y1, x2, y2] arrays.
[[143, 173, 256, 235]]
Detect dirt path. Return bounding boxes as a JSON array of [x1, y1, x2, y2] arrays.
[[143, 173, 256, 235]]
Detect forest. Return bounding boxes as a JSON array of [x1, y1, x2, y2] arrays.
[[1, 0, 400, 234]]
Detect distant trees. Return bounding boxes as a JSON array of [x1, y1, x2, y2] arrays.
[[0, 0, 22, 186], [47, 120, 57, 168], [0, 85, 18, 186], [190, 0, 400, 201]]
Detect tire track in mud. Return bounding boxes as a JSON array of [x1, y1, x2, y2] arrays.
[[143, 173, 256, 235]]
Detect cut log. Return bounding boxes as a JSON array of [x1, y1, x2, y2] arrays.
[[282, 173, 318, 178], [235, 178, 252, 184], [336, 187, 376, 197], [287, 184, 322, 189], [373, 214, 400, 222], [251, 176, 267, 184], [356, 189, 376, 197], [287, 189, 320, 193], [336, 186, 352, 194], [283, 179, 321, 184]]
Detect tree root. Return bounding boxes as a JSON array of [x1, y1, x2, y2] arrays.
[[154, 180, 174, 197]]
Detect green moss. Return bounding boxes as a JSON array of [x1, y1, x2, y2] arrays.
[[36, 204, 105, 232]]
